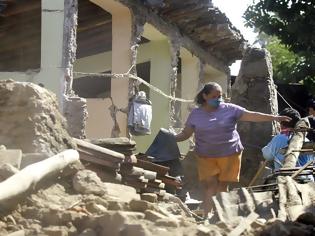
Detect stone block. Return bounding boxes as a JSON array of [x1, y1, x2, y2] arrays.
[[73, 170, 140, 202], [129, 199, 154, 212], [155, 218, 179, 227], [120, 224, 151, 236], [98, 211, 145, 236], [141, 193, 158, 203], [144, 210, 166, 222], [0, 149, 22, 169], [85, 202, 107, 215], [0, 163, 19, 181], [107, 200, 128, 211], [42, 226, 69, 236]]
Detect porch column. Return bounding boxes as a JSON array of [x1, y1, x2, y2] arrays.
[[91, 0, 132, 137], [35, 0, 69, 106]]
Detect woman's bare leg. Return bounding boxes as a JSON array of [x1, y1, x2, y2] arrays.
[[217, 181, 229, 192], [201, 175, 219, 217]]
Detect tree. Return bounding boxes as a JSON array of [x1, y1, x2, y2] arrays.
[[244, 0, 315, 93], [260, 34, 299, 82]]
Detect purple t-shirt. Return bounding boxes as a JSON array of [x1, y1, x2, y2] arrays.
[[186, 102, 246, 157]]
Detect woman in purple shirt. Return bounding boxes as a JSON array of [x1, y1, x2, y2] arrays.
[[175, 82, 290, 217]]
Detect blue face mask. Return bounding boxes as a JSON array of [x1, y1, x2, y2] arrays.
[[207, 98, 222, 108]]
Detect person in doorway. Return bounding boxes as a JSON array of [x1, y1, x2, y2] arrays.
[[262, 108, 314, 173], [306, 99, 315, 142], [174, 82, 291, 217]]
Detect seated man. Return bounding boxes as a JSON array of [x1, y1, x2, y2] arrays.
[[262, 108, 314, 177]]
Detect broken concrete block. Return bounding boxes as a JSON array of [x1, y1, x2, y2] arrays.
[[107, 200, 128, 211], [97, 211, 145, 235], [0, 149, 22, 169], [83, 195, 109, 209], [85, 202, 107, 215], [129, 199, 154, 212], [155, 218, 179, 227], [20, 153, 49, 169], [0, 163, 19, 181], [103, 182, 140, 202], [72, 170, 107, 196], [141, 193, 158, 203], [73, 170, 139, 202], [42, 226, 70, 236], [144, 210, 166, 221], [59, 211, 86, 225], [120, 224, 151, 236]]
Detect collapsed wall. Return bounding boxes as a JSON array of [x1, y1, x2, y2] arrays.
[[231, 47, 279, 186], [0, 80, 76, 155]]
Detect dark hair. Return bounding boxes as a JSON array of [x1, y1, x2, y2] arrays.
[[279, 108, 301, 128], [195, 82, 222, 105], [307, 99, 315, 110]]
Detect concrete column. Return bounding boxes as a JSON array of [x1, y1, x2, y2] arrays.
[[34, 0, 67, 104], [111, 11, 132, 137], [91, 0, 132, 137]]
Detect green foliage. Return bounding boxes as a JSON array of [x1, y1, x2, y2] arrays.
[[244, 0, 315, 94], [265, 36, 298, 82]]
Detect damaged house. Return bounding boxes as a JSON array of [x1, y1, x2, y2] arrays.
[[2, 1, 315, 235], [0, 0, 246, 152]]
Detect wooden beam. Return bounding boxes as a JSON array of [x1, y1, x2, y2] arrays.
[[74, 138, 125, 163], [78, 150, 120, 169], [0, 0, 40, 17], [133, 159, 169, 176]]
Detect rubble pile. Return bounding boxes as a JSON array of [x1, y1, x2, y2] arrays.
[[0, 165, 214, 235], [0, 80, 76, 156], [0, 81, 315, 236]]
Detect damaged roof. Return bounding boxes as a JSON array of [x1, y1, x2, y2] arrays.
[[139, 0, 247, 64]]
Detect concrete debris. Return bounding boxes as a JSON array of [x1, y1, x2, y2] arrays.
[[63, 95, 88, 139], [0, 163, 19, 181], [0, 149, 22, 169], [0, 80, 76, 156]]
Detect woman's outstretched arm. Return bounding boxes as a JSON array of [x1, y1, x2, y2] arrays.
[[239, 110, 291, 122]]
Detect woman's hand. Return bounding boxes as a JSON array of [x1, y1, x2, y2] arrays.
[[175, 126, 194, 142], [274, 115, 291, 122]]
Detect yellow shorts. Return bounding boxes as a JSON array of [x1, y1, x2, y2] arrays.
[[196, 152, 242, 182]]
